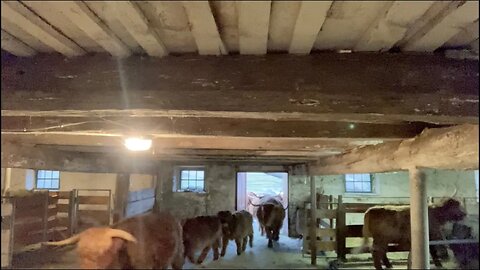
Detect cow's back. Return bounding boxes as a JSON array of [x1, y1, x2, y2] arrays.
[[183, 216, 222, 249], [233, 210, 254, 236], [363, 206, 410, 243]]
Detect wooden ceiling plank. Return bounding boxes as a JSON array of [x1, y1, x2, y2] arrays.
[[0, 1, 85, 57], [403, 1, 479, 51], [289, 1, 333, 54], [210, 1, 239, 53], [51, 1, 131, 57], [1, 19, 53, 52], [444, 20, 479, 48], [182, 1, 227, 55], [0, 29, 36, 57], [354, 1, 435, 52], [237, 1, 271, 55], [268, 1, 300, 52], [310, 124, 479, 174], [108, 1, 167, 57], [21, 0, 104, 52], [314, 1, 391, 51]]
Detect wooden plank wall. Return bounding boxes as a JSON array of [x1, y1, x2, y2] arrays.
[[49, 191, 75, 240], [1, 200, 14, 268], [75, 189, 111, 233], [125, 188, 155, 218]]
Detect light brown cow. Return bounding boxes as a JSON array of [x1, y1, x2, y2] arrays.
[[217, 210, 254, 256], [182, 215, 223, 264], [42, 212, 184, 269], [251, 196, 287, 248], [357, 198, 466, 270]]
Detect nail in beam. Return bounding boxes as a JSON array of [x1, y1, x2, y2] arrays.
[[409, 167, 429, 269]]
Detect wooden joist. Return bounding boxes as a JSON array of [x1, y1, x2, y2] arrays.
[[310, 124, 479, 175], [49, 2, 131, 57], [1, 1, 85, 57], [403, 1, 479, 51], [289, 1, 332, 54], [182, 1, 227, 55], [0, 30, 36, 57], [238, 1, 271, 54], [109, 1, 167, 57]]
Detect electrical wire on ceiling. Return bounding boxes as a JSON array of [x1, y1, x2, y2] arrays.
[[5, 117, 136, 133]]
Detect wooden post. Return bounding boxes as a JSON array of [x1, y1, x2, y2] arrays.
[[336, 195, 346, 261], [409, 167, 429, 269], [42, 191, 48, 242], [114, 173, 130, 223], [68, 190, 75, 236], [309, 175, 317, 265]]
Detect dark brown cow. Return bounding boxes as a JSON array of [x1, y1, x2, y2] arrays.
[[217, 210, 254, 256], [358, 198, 466, 270], [251, 196, 287, 248], [42, 212, 184, 269], [182, 215, 223, 264], [446, 221, 479, 269]]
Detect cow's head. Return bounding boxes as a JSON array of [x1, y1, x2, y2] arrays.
[[434, 198, 466, 224], [217, 211, 234, 236]]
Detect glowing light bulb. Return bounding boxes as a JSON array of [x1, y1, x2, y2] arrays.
[[124, 137, 152, 151]]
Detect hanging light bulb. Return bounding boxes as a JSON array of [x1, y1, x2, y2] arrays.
[[124, 137, 152, 151]]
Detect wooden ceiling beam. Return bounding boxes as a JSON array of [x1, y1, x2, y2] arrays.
[[310, 124, 479, 175], [403, 1, 479, 51], [0, 133, 396, 152], [238, 1, 271, 54], [354, 1, 435, 52], [2, 53, 478, 120], [182, 1, 227, 55], [444, 20, 479, 48], [0, 115, 449, 139], [289, 1, 332, 54], [1, 1, 85, 57], [0, 29, 36, 57], [108, 1, 167, 57], [50, 1, 131, 57]]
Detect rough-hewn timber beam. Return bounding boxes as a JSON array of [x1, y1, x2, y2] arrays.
[[1, 53, 478, 122], [1, 142, 156, 174], [310, 124, 479, 175], [0, 116, 448, 138], [1, 133, 395, 152]]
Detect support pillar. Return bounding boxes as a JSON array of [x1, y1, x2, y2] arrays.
[[114, 173, 130, 222], [309, 173, 317, 265], [409, 167, 429, 269]]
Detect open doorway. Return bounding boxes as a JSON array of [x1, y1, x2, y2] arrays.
[[236, 172, 288, 235]]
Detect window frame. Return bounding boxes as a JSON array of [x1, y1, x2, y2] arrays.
[[174, 166, 206, 193], [35, 169, 60, 190], [344, 173, 375, 194]]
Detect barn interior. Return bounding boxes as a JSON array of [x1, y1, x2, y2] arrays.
[[1, 1, 479, 269]]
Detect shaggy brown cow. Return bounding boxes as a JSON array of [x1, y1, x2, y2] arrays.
[[446, 221, 479, 269], [252, 196, 287, 248], [182, 215, 223, 264], [358, 198, 466, 270], [42, 212, 184, 269], [217, 210, 254, 256]]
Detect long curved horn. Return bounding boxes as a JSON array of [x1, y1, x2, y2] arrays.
[[249, 198, 262, 207], [450, 186, 458, 198], [283, 204, 289, 211], [41, 233, 81, 246], [107, 229, 137, 243]]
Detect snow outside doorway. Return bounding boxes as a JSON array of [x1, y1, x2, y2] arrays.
[[236, 172, 288, 235]]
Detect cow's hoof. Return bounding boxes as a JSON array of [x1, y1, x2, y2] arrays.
[[268, 242, 273, 248]]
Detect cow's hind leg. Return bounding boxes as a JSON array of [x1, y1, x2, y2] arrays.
[[212, 238, 220, 261], [241, 236, 248, 252], [382, 253, 392, 269], [235, 238, 242, 255], [372, 240, 387, 270], [196, 246, 211, 264], [430, 245, 443, 267], [266, 228, 273, 248], [248, 233, 253, 248], [220, 236, 229, 257]]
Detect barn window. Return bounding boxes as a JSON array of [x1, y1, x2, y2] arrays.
[[344, 173, 373, 193], [178, 168, 205, 192], [36, 170, 60, 190]]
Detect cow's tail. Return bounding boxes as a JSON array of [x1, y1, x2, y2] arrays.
[[351, 212, 371, 254]]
